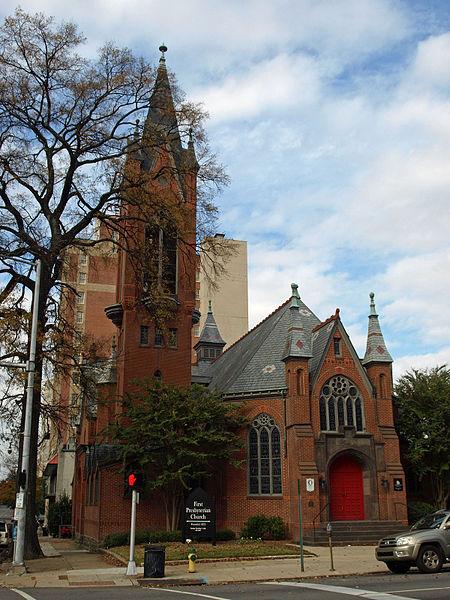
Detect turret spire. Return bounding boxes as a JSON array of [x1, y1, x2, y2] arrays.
[[194, 301, 226, 363], [362, 292, 392, 365], [282, 282, 312, 360]]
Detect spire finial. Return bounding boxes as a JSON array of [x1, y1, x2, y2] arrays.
[[159, 43, 167, 63], [369, 292, 377, 316], [290, 283, 300, 309], [208, 300, 212, 313], [291, 282, 300, 299]]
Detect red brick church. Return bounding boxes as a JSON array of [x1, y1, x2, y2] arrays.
[[72, 49, 407, 544]]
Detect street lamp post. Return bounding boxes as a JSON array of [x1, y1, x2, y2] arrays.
[[8, 257, 42, 567]]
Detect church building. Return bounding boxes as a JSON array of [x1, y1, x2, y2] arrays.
[[71, 48, 407, 544], [194, 285, 408, 541]]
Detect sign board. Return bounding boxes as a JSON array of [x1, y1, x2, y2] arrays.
[[393, 478, 403, 492], [306, 478, 315, 493], [182, 487, 216, 541], [15, 492, 25, 509]]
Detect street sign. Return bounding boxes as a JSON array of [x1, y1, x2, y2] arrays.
[[306, 478, 315, 492], [15, 492, 24, 509]]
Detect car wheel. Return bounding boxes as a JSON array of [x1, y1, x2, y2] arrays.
[[416, 544, 443, 573], [386, 562, 411, 574]]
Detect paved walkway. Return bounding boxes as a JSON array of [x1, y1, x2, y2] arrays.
[[0, 537, 388, 588]]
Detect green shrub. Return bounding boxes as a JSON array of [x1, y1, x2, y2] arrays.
[[407, 501, 437, 525], [47, 493, 72, 537], [147, 530, 181, 543], [241, 515, 285, 540], [102, 529, 182, 548], [216, 528, 236, 541]]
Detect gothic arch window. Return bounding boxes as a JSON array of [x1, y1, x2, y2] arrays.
[[319, 376, 365, 432], [144, 225, 177, 295], [248, 413, 282, 495]]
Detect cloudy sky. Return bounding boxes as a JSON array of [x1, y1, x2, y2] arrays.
[[2, 0, 449, 380]]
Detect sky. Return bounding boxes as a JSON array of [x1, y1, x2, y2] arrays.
[[1, 0, 449, 381]]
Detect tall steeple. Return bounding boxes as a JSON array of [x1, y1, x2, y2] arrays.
[[143, 44, 182, 156], [282, 283, 312, 360], [362, 292, 392, 365]]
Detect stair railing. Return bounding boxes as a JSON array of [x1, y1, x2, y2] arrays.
[[312, 502, 330, 543]]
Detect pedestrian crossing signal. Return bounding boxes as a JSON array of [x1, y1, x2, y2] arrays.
[[126, 467, 143, 492]]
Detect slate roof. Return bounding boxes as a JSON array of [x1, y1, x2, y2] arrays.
[[205, 288, 321, 397]]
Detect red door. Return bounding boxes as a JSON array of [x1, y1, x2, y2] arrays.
[[330, 455, 364, 520]]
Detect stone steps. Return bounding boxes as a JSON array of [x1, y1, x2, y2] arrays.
[[304, 520, 406, 546]]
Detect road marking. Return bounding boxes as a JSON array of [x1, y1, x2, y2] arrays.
[[390, 586, 450, 593], [11, 590, 38, 600], [147, 588, 231, 600], [261, 581, 417, 600]]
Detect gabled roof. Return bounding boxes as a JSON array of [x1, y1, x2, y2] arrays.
[[206, 289, 320, 397]]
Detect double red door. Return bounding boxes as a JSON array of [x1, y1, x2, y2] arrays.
[[330, 455, 364, 520]]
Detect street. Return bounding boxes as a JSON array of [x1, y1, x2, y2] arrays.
[[1, 570, 450, 600]]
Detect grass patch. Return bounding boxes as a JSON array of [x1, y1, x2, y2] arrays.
[[113, 540, 311, 563]]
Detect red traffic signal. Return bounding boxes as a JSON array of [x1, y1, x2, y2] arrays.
[[126, 468, 143, 492]]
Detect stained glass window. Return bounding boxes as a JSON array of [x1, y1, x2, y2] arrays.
[[320, 376, 365, 432], [248, 413, 282, 495]]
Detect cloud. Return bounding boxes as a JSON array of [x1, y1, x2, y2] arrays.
[[408, 32, 450, 90], [0, 0, 448, 377], [193, 53, 323, 122], [393, 347, 450, 381]]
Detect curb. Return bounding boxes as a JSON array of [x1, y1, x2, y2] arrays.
[[138, 577, 207, 587]]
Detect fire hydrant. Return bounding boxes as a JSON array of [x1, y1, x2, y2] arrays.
[[186, 539, 197, 573]]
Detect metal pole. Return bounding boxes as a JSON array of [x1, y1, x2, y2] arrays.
[[297, 479, 304, 572], [327, 522, 335, 571], [126, 490, 137, 575], [13, 258, 42, 567]]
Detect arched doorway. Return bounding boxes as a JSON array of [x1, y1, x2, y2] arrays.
[[330, 454, 365, 520]]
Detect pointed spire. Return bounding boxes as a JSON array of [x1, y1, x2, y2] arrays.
[[194, 301, 226, 362], [282, 283, 312, 360], [183, 125, 199, 172], [142, 44, 182, 154], [362, 292, 393, 365]]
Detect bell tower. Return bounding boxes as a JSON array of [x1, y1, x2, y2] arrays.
[[105, 46, 199, 397]]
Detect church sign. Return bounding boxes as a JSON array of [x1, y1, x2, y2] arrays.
[[182, 487, 216, 541]]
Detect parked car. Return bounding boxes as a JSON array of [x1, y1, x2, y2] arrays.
[[376, 509, 450, 573], [0, 521, 10, 547]]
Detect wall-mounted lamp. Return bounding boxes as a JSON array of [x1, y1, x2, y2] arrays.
[[319, 478, 327, 491], [381, 478, 389, 490]]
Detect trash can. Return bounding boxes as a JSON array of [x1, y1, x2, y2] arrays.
[[144, 545, 165, 578]]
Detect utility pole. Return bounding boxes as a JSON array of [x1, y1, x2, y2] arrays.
[[10, 258, 42, 567]]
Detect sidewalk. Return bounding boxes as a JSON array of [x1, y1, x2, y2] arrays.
[[0, 537, 388, 588]]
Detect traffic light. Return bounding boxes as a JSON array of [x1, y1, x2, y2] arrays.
[[125, 465, 144, 493]]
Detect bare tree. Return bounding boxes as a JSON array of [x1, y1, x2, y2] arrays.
[[0, 9, 228, 558]]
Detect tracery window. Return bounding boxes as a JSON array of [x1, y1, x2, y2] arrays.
[[319, 376, 365, 432], [144, 225, 177, 295], [248, 413, 282, 495]]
